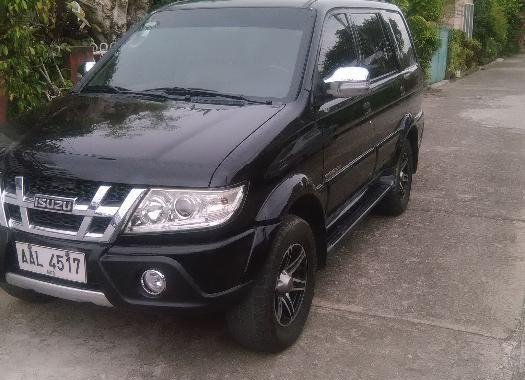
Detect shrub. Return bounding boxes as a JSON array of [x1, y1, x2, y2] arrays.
[[483, 37, 501, 63], [464, 38, 482, 68], [447, 29, 481, 77], [407, 15, 441, 76], [0, 0, 73, 117], [393, 0, 410, 14], [392, 0, 443, 78], [409, 0, 448, 22], [497, 0, 524, 54], [474, 0, 523, 62], [491, 1, 509, 44], [149, 0, 177, 11]]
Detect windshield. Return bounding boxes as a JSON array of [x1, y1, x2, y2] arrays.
[[84, 8, 315, 101]]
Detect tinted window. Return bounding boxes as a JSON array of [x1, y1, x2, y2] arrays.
[[317, 14, 359, 80], [351, 13, 397, 79], [384, 11, 417, 68], [85, 8, 315, 100]]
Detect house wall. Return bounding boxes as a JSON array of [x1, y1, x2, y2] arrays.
[[443, 0, 474, 34]]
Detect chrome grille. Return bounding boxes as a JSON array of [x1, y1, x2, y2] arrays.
[[28, 208, 83, 231], [0, 176, 147, 242], [6, 204, 21, 222], [5, 176, 133, 205]]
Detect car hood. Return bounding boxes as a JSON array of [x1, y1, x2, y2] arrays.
[[0, 94, 285, 187]]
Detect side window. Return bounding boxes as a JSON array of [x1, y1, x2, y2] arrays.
[[384, 11, 417, 68], [317, 14, 359, 80], [351, 13, 397, 79]]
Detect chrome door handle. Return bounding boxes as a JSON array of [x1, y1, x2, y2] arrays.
[[400, 85, 406, 96]]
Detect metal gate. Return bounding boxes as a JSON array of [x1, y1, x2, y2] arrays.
[[464, 3, 474, 39], [430, 28, 450, 83]]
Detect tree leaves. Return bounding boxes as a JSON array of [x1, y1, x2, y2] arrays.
[[391, 1, 442, 77], [474, 0, 523, 59], [0, 0, 81, 117]]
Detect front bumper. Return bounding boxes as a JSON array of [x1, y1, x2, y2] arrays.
[[0, 223, 279, 313], [5, 272, 112, 307]]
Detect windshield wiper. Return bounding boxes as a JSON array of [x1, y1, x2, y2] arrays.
[[82, 85, 132, 94], [145, 87, 273, 105], [192, 89, 273, 105], [84, 85, 273, 105], [82, 85, 185, 101]]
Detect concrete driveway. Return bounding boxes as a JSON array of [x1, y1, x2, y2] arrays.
[[1, 55, 524, 380]]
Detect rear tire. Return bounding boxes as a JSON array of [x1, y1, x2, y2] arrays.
[[1, 284, 53, 303], [226, 215, 316, 352], [377, 139, 413, 215]]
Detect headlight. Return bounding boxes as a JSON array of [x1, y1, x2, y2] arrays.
[[125, 185, 245, 233]]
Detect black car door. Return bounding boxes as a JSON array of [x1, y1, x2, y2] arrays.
[[382, 10, 425, 133], [349, 11, 403, 173], [314, 12, 377, 216]]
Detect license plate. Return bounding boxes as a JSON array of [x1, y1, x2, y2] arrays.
[[15, 242, 87, 283]]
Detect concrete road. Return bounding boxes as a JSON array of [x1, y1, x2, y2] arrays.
[[1, 55, 524, 380]]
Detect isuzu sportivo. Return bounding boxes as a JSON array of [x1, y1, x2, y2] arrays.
[[0, 0, 424, 351]]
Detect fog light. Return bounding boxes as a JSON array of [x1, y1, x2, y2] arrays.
[[141, 269, 166, 295]]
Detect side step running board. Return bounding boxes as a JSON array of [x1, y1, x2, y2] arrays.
[[327, 181, 393, 252]]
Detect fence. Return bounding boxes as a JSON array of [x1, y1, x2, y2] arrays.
[[430, 28, 450, 83]]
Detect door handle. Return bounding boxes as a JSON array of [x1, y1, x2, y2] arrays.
[[363, 101, 371, 115], [400, 85, 406, 96]]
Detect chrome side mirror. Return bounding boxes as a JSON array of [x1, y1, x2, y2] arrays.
[[324, 67, 371, 98], [77, 61, 96, 79]]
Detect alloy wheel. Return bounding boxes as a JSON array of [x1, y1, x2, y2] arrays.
[[398, 151, 410, 198], [274, 243, 308, 326]]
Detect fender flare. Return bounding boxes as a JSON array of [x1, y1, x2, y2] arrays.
[[395, 113, 420, 172], [253, 173, 328, 268], [398, 113, 416, 140], [255, 174, 324, 223]]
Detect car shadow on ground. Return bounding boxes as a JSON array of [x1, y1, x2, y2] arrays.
[[1, 215, 385, 379]]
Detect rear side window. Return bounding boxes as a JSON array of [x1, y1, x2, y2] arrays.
[[351, 13, 397, 79], [384, 11, 417, 68], [317, 14, 359, 80]]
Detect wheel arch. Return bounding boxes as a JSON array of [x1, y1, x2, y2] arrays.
[[406, 126, 419, 173], [288, 193, 327, 268], [255, 174, 327, 268], [398, 114, 420, 173]]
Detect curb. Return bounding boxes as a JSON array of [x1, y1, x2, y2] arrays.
[[429, 80, 450, 89]]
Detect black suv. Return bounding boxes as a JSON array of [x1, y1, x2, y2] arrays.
[[0, 0, 424, 352]]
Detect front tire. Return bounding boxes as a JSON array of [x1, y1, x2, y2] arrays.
[[226, 215, 316, 352]]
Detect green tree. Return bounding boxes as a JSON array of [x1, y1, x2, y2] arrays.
[[392, 0, 444, 76], [149, 0, 174, 10], [474, 0, 523, 62], [0, 0, 73, 116]]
